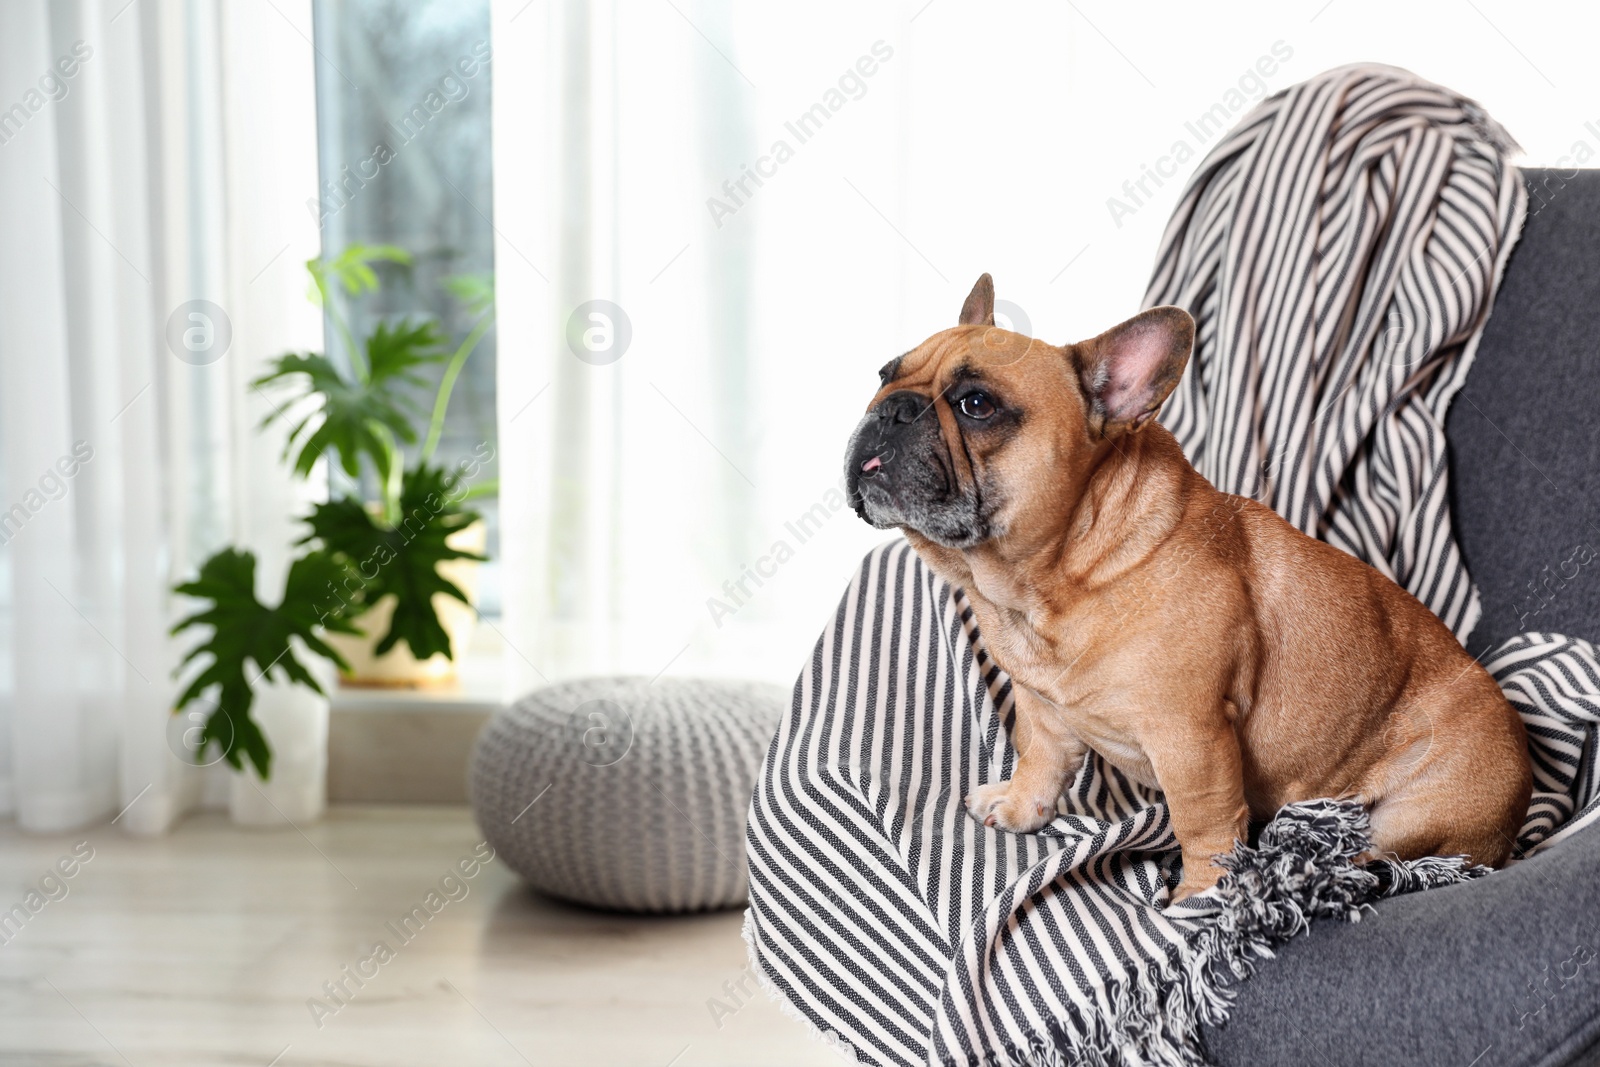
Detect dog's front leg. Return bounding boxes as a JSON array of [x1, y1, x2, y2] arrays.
[[965, 686, 1086, 832], [1149, 715, 1250, 902]]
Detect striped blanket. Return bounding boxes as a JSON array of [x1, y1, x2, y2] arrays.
[[744, 65, 1600, 1067]]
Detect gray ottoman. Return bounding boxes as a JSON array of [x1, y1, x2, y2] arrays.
[[469, 676, 785, 913]]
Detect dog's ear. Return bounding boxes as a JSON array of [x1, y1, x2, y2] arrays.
[[1074, 306, 1194, 437], [958, 273, 995, 327]]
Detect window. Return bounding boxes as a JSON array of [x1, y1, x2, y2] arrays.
[[310, 0, 500, 612]]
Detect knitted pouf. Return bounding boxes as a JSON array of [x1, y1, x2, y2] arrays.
[[469, 676, 785, 913]]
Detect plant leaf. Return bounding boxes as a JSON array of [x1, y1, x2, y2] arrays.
[[441, 272, 495, 316], [252, 320, 445, 484], [307, 243, 413, 304], [171, 548, 361, 778], [300, 464, 485, 662]]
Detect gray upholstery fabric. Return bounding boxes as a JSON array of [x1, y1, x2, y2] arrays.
[[1203, 816, 1600, 1067], [1448, 169, 1600, 658], [469, 676, 785, 913], [1205, 169, 1600, 1067]]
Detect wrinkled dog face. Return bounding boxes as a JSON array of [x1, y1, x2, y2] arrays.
[[844, 274, 1195, 551], [844, 376, 1006, 548], [843, 274, 1043, 549]]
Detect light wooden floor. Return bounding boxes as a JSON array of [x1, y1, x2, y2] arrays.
[[0, 806, 838, 1067]]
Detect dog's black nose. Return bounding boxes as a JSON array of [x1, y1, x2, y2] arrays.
[[876, 390, 925, 425]]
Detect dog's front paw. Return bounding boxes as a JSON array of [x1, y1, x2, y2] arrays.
[[964, 780, 1057, 833]]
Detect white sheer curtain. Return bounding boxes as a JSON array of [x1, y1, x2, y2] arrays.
[[491, 1, 1590, 695], [0, 0, 320, 834], [493, 0, 910, 693]]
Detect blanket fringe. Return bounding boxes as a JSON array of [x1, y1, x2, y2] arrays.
[[1191, 799, 1485, 1024], [1025, 800, 1485, 1067], [945, 951, 1214, 1067]]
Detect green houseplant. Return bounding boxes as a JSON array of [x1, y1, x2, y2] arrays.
[[171, 245, 496, 781]]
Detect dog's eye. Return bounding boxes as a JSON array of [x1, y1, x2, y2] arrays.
[[958, 392, 997, 420]]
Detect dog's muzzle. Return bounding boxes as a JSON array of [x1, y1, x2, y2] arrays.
[[844, 391, 923, 521], [843, 389, 989, 549]]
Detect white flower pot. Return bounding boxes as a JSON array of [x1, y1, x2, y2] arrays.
[[321, 519, 487, 688], [228, 663, 331, 827]]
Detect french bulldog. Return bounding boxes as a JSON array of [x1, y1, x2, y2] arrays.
[[844, 274, 1531, 900]]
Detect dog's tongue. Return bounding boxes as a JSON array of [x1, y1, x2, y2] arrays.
[[861, 455, 883, 473]]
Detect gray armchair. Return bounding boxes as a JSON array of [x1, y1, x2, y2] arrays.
[[1204, 169, 1600, 1067]]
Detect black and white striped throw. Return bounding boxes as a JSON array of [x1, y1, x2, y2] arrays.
[[744, 65, 1600, 1067]]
